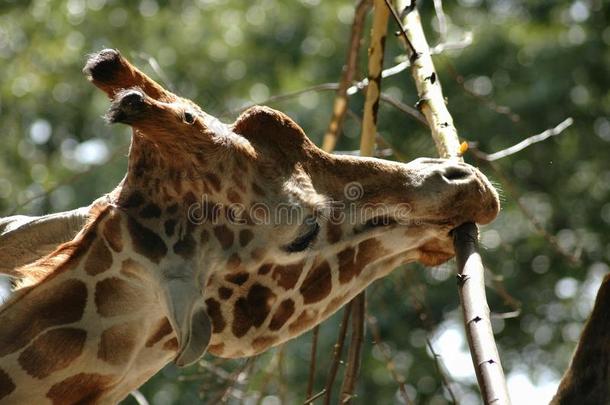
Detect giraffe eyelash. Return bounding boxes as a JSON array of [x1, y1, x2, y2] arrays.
[[283, 218, 320, 253]]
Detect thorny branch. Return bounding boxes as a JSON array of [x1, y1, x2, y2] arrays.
[[395, 0, 511, 402]]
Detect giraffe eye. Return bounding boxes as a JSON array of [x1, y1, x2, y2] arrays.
[[183, 111, 195, 124], [283, 217, 320, 253]]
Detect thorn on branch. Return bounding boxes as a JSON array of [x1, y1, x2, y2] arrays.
[[456, 273, 469, 285], [471, 316, 482, 323]]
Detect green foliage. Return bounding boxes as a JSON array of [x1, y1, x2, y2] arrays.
[[1, 0, 608, 403]]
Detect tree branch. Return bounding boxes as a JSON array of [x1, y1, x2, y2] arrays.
[[323, 302, 352, 405], [321, 0, 372, 152], [473, 117, 573, 161], [394, 1, 511, 403]]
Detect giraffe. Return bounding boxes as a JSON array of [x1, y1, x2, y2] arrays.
[[0, 49, 500, 404], [551, 273, 610, 404]]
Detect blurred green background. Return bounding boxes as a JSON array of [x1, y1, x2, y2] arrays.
[[0, 0, 608, 403]]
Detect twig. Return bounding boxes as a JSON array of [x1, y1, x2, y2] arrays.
[[340, 292, 366, 404], [323, 302, 352, 405], [321, 0, 372, 152], [306, 325, 320, 401], [347, 34, 473, 94], [383, 0, 418, 60], [473, 118, 574, 161], [445, 62, 521, 123], [470, 153, 582, 266], [304, 388, 327, 404], [204, 358, 255, 405], [402, 273, 458, 403], [367, 315, 411, 404], [130, 390, 150, 405], [379, 93, 428, 126], [396, 2, 511, 402], [432, 0, 448, 42]]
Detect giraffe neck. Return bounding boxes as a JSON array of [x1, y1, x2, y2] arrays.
[[551, 274, 610, 404], [0, 206, 179, 404]]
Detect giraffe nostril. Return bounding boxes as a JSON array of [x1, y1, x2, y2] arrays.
[[442, 166, 472, 182]]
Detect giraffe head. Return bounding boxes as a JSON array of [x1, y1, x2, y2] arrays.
[[85, 49, 499, 361]]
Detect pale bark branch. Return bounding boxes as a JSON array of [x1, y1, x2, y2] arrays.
[[393, 1, 511, 403]]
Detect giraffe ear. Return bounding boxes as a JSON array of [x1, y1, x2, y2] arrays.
[[163, 278, 212, 367]]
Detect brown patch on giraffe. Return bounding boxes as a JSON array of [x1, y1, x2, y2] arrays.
[[84, 238, 113, 276], [232, 283, 277, 337], [200, 229, 210, 244], [123, 190, 144, 208], [288, 309, 318, 335], [257, 263, 273, 275], [239, 229, 254, 247], [98, 322, 138, 366], [95, 277, 144, 317], [102, 212, 123, 252], [163, 337, 179, 351], [204, 172, 222, 192], [173, 232, 196, 260], [226, 253, 242, 270], [0, 279, 87, 357], [146, 318, 174, 348], [0, 368, 16, 400], [183, 190, 197, 207], [46, 372, 114, 405], [225, 271, 249, 286], [205, 298, 226, 333], [251, 248, 267, 261], [166, 203, 179, 215], [231, 172, 246, 191], [207, 343, 225, 355], [226, 188, 242, 204], [213, 225, 234, 250], [337, 238, 383, 284], [271, 261, 304, 290], [299, 261, 332, 304], [18, 327, 86, 379], [252, 335, 278, 353], [127, 217, 167, 263], [326, 223, 343, 244], [140, 202, 162, 218], [269, 299, 295, 331], [164, 219, 177, 237], [120, 259, 147, 281], [219, 287, 233, 300], [252, 182, 265, 197]]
